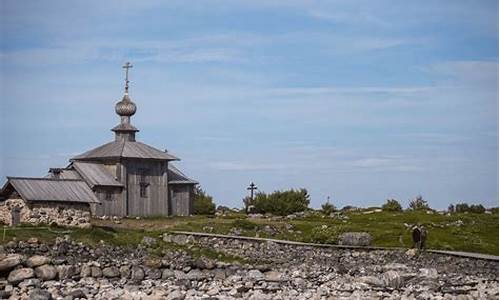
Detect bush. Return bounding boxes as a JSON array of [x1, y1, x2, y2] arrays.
[[448, 204, 455, 213], [232, 219, 258, 230], [193, 186, 216, 215], [308, 225, 342, 244], [382, 199, 402, 212], [252, 188, 310, 216], [321, 201, 337, 215], [455, 203, 470, 213], [455, 203, 485, 214], [408, 195, 430, 211]]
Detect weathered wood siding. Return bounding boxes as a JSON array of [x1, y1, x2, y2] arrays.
[[124, 160, 169, 216], [170, 185, 192, 216], [93, 187, 125, 217]]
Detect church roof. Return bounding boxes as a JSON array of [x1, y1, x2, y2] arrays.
[[2, 177, 100, 204], [73, 162, 123, 189], [168, 164, 198, 185], [70, 140, 179, 161]]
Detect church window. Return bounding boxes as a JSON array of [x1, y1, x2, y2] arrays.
[[139, 168, 149, 198], [105, 192, 112, 200]]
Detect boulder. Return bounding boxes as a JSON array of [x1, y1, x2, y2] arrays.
[[34, 265, 57, 281], [102, 266, 120, 278], [8, 267, 35, 284], [131, 266, 145, 281], [28, 288, 52, 300], [338, 232, 373, 246], [66, 289, 87, 299], [120, 265, 131, 278], [419, 268, 438, 279], [247, 269, 264, 281], [264, 271, 285, 282], [80, 264, 92, 278], [142, 236, 158, 246], [57, 265, 79, 279], [91, 266, 102, 278], [26, 255, 51, 268], [0, 254, 23, 271], [162, 269, 175, 279], [383, 270, 403, 289], [147, 268, 162, 280]]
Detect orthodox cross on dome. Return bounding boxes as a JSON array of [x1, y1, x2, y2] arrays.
[[122, 62, 133, 93]]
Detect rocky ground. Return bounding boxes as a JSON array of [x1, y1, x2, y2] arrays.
[[0, 234, 498, 300]]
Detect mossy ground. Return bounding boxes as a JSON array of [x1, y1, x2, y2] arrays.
[[1, 210, 498, 255]]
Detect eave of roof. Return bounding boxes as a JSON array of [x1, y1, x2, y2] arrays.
[[71, 140, 179, 161], [5, 177, 100, 204]]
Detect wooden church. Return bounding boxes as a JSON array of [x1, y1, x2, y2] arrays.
[[1, 63, 197, 220]]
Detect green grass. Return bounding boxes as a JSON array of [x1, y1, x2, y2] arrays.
[[1, 210, 498, 256], [169, 211, 499, 255]]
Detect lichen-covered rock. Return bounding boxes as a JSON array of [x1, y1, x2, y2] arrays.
[[338, 232, 373, 246], [57, 265, 79, 280], [0, 254, 23, 271], [26, 255, 51, 268], [28, 288, 52, 300], [34, 264, 57, 281], [102, 266, 120, 278], [131, 266, 145, 281], [8, 267, 35, 284]]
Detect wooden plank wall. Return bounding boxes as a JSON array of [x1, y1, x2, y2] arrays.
[[93, 187, 126, 216], [125, 160, 169, 216], [171, 185, 191, 216]]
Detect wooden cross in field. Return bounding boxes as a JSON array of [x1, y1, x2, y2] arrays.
[[247, 182, 257, 200]]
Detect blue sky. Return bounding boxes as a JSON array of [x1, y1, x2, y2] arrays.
[[1, 1, 498, 209]]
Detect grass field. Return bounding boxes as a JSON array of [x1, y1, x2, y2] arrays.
[[1, 210, 498, 255]]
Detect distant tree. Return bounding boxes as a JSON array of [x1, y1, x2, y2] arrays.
[[455, 203, 470, 213], [382, 199, 402, 212], [408, 195, 430, 211], [447, 204, 455, 213], [193, 186, 216, 215], [253, 188, 310, 216], [321, 199, 337, 215], [490, 207, 499, 214], [469, 204, 485, 214]]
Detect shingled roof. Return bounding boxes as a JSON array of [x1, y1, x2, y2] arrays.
[[2, 177, 100, 204], [168, 164, 198, 185], [71, 140, 179, 161]]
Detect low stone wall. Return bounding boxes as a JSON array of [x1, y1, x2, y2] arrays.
[[0, 198, 91, 228], [0, 235, 498, 299]]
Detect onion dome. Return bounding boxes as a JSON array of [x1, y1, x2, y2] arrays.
[[115, 94, 137, 117]]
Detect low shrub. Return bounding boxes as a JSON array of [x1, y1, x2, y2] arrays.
[[308, 225, 342, 244], [193, 186, 216, 215], [408, 195, 430, 211], [382, 199, 402, 212], [252, 188, 310, 216], [232, 219, 258, 230], [321, 201, 337, 215]]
